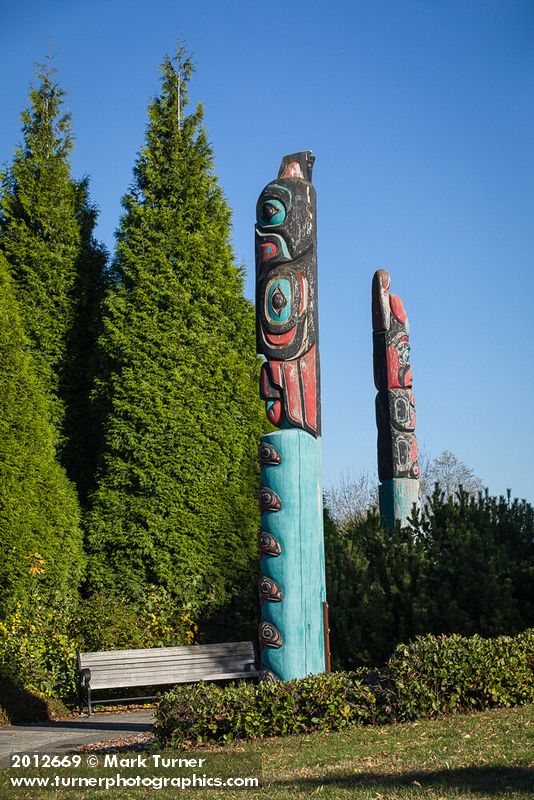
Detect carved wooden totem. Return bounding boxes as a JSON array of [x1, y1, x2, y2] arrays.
[[372, 269, 420, 527], [256, 152, 327, 680]]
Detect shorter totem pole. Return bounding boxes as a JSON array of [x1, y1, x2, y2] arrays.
[[256, 151, 327, 681], [372, 269, 420, 527]]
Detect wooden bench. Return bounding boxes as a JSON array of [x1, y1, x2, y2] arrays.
[[78, 641, 259, 715]]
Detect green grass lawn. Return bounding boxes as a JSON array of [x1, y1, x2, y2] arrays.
[[1, 704, 533, 799]]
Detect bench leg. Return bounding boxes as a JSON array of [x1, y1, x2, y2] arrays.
[[87, 687, 92, 716]]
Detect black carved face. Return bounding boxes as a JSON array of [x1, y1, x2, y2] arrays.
[[256, 173, 317, 362], [256, 178, 316, 260], [394, 433, 420, 479], [376, 390, 419, 481]]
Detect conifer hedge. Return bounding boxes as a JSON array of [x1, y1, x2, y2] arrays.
[[0, 253, 84, 613], [0, 63, 107, 496], [86, 47, 266, 616]]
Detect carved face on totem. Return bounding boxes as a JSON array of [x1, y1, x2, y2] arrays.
[[376, 391, 420, 480], [389, 389, 416, 433], [255, 152, 317, 362], [255, 152, 320, 436], [387, 328, 412, 389]]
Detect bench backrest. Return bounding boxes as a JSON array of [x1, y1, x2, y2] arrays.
[[78, 641, 258, 690]]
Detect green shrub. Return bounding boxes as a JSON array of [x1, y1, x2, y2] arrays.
[[78, 587, 197, 652], [155, 671, 376, 746], [0, 585, 198, 708], [0, 591, 79, 702], [155, 629, 534, 746], [389, 629, 534, 720]]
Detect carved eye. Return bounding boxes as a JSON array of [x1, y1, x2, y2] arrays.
[[259, 199, 286, 226], [396, 437, 410, 468], [260, 668, 280, 681], [271, 286, 287, 314], [266, 278, 292, 324]]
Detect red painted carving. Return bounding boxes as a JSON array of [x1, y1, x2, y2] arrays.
[[389, 293, 407, 324], [264, 326, 297, 347], [260, 346, 317, 433], [386, 333, 412, 389], [299, 344, 317, 434], [260, 242, 278, 263], [281, 160, 304, 178]]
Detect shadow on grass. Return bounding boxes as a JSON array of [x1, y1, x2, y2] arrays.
[[273, 765, 534, 794]]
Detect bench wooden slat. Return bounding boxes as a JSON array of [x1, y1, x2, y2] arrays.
[[82, 654, 255, 670], [87, 663, 257, 683], [79, 656, 254, 671], [85, 659, 255, 671], [89, 670, 260, 690]]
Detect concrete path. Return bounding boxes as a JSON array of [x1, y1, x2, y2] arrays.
[[0, 711, 154, 767]]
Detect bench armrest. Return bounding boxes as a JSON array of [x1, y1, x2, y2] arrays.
[[80, 668, 91, 688]]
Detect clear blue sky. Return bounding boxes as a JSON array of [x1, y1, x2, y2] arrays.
[[2, 0, 534, 502]]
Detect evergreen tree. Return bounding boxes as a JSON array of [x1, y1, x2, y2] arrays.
[[87, 46, 265, 619], [0, 252, 84, 614], [0, 62, 107, 493], [63, 179, 108, 501], [325, 489, 533, 669], [419, 489, 529, 636]]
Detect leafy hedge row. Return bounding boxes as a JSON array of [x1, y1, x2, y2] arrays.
[[390, 629, 534, 719], [155, 629, 534, 746], [156, 672, 376, 745]]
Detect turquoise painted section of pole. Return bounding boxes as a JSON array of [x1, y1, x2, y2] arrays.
[[379, 478, 420, 528], [260, 428, 326, 679]]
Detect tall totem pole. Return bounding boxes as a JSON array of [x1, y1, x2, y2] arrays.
[[372, 269, 420, 528], [256, 151, 327, 681]]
